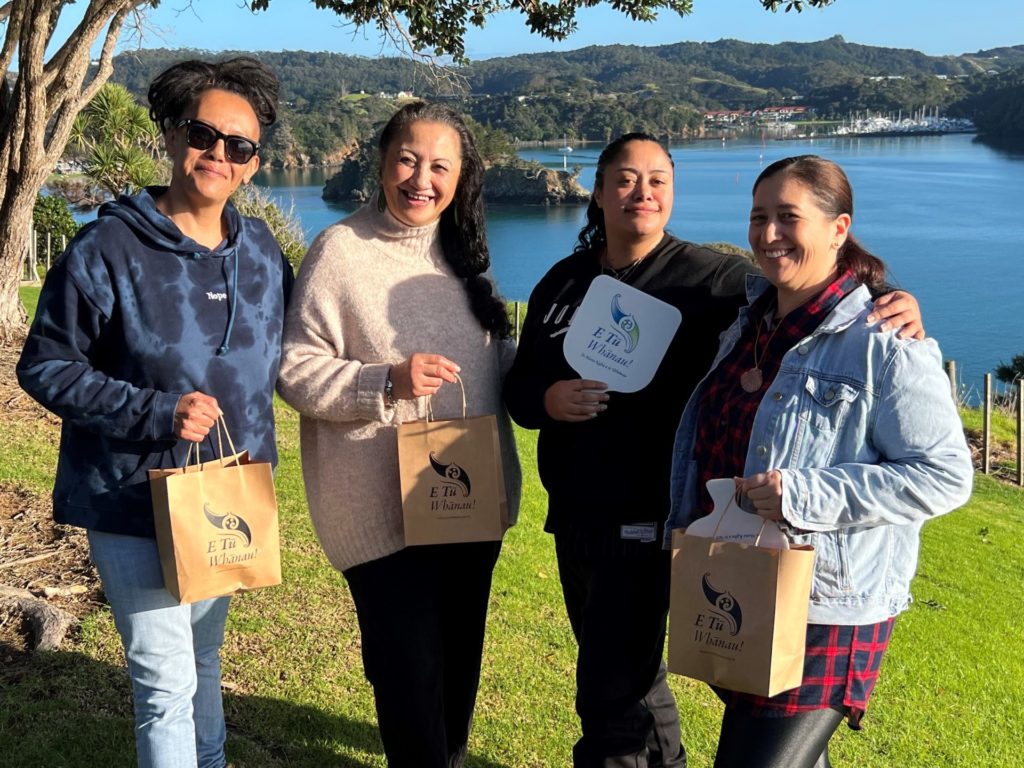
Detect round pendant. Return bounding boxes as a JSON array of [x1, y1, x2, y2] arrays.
[[740, 368, 763, 393]]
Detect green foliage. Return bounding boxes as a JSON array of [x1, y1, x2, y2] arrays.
[[231, 185, 308, 267], [73, 83, 164, 198], [804, 74, 969, 118], [954, 68, 1024, 137], [255, 0, 698, 65], [101, 41, 1024, 164], [995, 352, 1024, 384], [32, 195, 80, 242]]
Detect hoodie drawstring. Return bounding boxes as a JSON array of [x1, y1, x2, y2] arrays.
[[217, 248, 239, 356]]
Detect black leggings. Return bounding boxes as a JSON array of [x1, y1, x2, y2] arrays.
[[713, 706, 846, 768]]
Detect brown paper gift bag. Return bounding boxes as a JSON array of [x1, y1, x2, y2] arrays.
[[397, 377, 506, 545], [668, 524, 815, 697], [149, 422, 282, 604]]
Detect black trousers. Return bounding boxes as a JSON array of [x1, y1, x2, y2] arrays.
[[714, 706, 844, 768], [555, 531, 686, 768], [344, 540, 502, 768]]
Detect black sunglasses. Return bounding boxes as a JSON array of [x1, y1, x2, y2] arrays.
[[175, 119, 260, 164]]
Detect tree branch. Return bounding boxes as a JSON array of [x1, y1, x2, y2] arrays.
[[0, 0, 26, 89], [46, 6, 132, 166]]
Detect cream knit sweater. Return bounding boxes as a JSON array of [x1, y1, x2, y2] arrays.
[[278, 203, 522, 572]]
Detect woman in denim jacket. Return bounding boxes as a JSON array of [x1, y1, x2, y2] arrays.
[[666, 155, 973, 768]]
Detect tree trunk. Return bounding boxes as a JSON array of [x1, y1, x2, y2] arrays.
[[0, 0, 143, 346], [0, 224, 29, 345]]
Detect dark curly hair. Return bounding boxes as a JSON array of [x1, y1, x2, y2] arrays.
[[753, 155, 887, 292], [148, 56, 279, 136], [378, 102, 510, 338], [575, 132, 674, 253]]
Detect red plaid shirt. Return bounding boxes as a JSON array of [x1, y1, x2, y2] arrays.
[[695, 270, 894, 724], [719, 618, 895, 727], [693, 269, 859, 514]]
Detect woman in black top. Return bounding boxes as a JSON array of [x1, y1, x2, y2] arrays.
[[503, 132, 923, 768]]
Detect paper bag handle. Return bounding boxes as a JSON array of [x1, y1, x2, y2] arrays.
[[425, 373, 468, 422], [708, 488, 771, 545], [183, 416, 240, 469]]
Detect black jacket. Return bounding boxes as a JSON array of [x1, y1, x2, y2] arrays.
[[504, 234, 754, 534]]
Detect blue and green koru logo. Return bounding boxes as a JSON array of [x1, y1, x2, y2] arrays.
[[702, 573, 742, 635], [203, 503, 253, 547], [429, 452, 471, 496], [610, 293, 640, 352]]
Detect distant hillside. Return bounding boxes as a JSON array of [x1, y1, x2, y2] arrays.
[[111, 37, 1021, 105], [103, 37, 1024, 164]]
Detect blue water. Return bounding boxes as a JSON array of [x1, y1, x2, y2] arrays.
[[255, 133, 1024, 395]]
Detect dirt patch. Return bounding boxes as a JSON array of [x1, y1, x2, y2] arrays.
[[964, 428, 1020, 482], [0, 336, 104, 675]]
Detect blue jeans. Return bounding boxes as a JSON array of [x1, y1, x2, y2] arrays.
[[87, 530, 230, 768]]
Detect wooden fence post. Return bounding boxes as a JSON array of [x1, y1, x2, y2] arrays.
[[46, 231, 51, 272], [514, 301, 521, 340], [29, 227, 38, 283], [944, 360, 957, 402], [982, 373, 992, 475], [1017, 379, 1023, 487]]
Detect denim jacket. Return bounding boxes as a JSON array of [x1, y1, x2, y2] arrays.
[[667, 277, 973, 625]]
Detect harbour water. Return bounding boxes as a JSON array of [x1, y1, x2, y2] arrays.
[[256, 132, 1024, 396]]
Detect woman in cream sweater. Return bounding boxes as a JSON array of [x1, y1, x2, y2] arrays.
[[278, 101, 521, 768]]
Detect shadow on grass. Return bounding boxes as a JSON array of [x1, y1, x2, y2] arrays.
[[0, 645, 509, 768]]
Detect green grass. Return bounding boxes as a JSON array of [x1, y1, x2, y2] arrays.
[[3, 290, 1023, 765], [18, 285, 40, 322]]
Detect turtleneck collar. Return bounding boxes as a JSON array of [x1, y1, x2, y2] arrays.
[[369, 193, 443, 243]]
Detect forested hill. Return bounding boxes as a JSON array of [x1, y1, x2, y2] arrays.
[[111, 36, 1023, 103], [462, 36, 1018, 96], [105, 37, 1024, 165]]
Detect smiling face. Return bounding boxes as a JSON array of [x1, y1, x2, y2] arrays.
[[595, 139, 674, 252], [379, 120, 462, 228], [748, 172, 851, 309], [164, 88, 261, 208]]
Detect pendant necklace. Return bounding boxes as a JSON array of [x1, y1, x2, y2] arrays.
[[740, 311, 783, 393], [601, 251, 647, 282]]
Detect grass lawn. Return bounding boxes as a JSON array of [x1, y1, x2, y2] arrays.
[[3, 286, 1022, 766]]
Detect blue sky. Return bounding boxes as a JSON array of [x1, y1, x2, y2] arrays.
[[60, 0, 1021, 61]]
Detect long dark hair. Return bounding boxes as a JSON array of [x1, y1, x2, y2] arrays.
[[752, 155, 887, 292], [378, 102, 510, 338], [148, 57, 279, 133], [574, 132, 674, 253]]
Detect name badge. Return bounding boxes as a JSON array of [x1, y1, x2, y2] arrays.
[[620, 523, 657, 543]]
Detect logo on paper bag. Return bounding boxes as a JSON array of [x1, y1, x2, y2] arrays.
[[692, 573, 745, 654], [427, 451, 477, 515], [702, 573, 742, 634], [203, 502, 258, 565], [610, 294, 640, 352], [429, 452, 471, 496]]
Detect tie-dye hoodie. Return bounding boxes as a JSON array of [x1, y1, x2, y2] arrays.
[[17, 187, 294, 538]]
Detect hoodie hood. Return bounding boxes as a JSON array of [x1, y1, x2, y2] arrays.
[[101, 186, 244, 354], [98, 186, 242, 257]]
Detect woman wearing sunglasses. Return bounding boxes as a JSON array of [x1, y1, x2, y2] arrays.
[[18, 57, 293, 768]]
